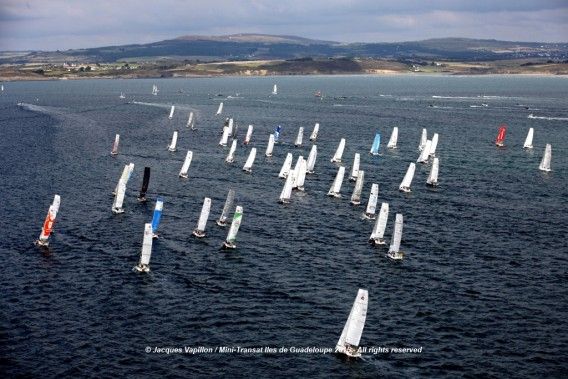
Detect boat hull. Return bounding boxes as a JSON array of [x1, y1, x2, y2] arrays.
[[192, 229, 206, 238], [387, 251, 404, 260], [133, 264, 150, 273], [216, 219, 227, 227], [112, 207, 124, 214], [222, 241, 237, 250], [399, 187, 411, 193]]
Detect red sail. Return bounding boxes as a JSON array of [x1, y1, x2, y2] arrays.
[[496, 125, 507, 145], [39, 207, 56, 240]]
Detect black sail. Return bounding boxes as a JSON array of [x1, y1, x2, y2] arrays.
[[139, 167, 151, 200]]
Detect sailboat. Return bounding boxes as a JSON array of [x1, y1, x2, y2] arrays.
[[293, 157, 307, 191], [242, 148, 257, 173], [495, 124, 507, 147], [369, 202, 389, 245], [350, 171, 365, 205], [216, 102, 224, 115], [168, 105, 175, 120], [335, 289, 368, 358], [113, 163, 135, 195], [152, 84, 159, 96], [426, 158, 439, 187], [216, 189, 235, 226], [416, 140, 431, 163], [294, 127, 304, 147], [349, 153, 360, 182], [133, 223, 153, 273], [186, 112, 195, 129], [151, 197, 163, 238], [35, 194, 61, 247], [178, 150, 193, 178], [387, 214, 404, 260], [244, 125, 254, 145], [226, 140, 237, 163], [418, 128, 427, 151], [328, 166, 345, 198], [429, 133, 439, 157], [370, 133, 381, 155], [363, 184, 378, 219], [272, 84, 278, 95], [387, 127, 398, 149], [399, 163, 415, 193], [112, 179, 127, 214], [278, 153, 293, 178], [219, 126, 229, 146], [119, 92, 125, 99], [111, 134, 120, 156], [539, 144, 552, 172], [265, 134, 275, 157], [523, 128, 534, 149], [306, 145, 317, 174], [310, 123, 320, 142], [279, 171, 295, 204], [137, 167, 151, 202], [274, 125, 282, 143], [193, 197, 211, 238], [223, 205, 243, 249], [331, 138, 346, 163], [227, 118, 234, 136], [167, 130, 178, 152]]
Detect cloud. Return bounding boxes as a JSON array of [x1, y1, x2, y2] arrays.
[[0, 0, 566, 50]]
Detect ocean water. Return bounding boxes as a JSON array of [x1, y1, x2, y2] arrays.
[[1, 75, 567, 378]]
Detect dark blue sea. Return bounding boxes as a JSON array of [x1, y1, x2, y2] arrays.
[[1, 75, 567, 378]]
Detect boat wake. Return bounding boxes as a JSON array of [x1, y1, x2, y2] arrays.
[[528, 114, 568, 121]]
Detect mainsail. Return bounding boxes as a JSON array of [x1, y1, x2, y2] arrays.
[[427, 158, 439, 186], [350, 153, 360, 181], [399, 163, 415, 192], [36, 194, 61, 246], [328, 166, 345, 197], [244, 125, 254, 145], [151, 197, 164, 237], [364, 184, 379, 218], [243, 148, 257, 172], [310, 123, 319, 141], [216, 102, 223, 115], [331, 138, 346, 163], [225, 205, 243, 247], [295, 127, 304, 146], [418, 128, 427, 151], [417, 140, 431, 163], [226, 140, 237, 163], [179, 150, 193, 178], [388, 213, 404, 254], [306, 145, 317, 173], [278, 153, 293, 178], [194, 197, 211, 236], [217, 189, 235, 226], [167, 130, 178, 152], [350, 171, 365, 205], [387, 127, 398, 148], [111, 134, 120, 156], [168, 105, 175, 120], [134, 223, 153, 272], [429, 133, 439, 157], [370, 133, 381, 155], [335, 289, 368, 358], [523, 128, 534, 149], [370, 202, 389, 243], [539, 144, 552, 172], [495, 125, 507, 146], [219, 126, 229, 146], [138, 167, 151, 201]]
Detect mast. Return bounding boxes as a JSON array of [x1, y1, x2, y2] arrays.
[[151, 197, 164, 238], [294, 127, 304, 147], [418, 128, 427, 151], [539, 144, 552, 172], [111, 134, 120, 156], [265, 134, 275, 157], [193, 197, 211, 238], [306, 145, 317, 174], [350, 170, 365, 205], [399, 163, 415, 192], [370, 202, 389, 244], [387, 127, 398, 148], [137, 167, 151, 202], [426, 158, 439, 186], [328, 166, 345, 197], [349, 153, 360, 181], [370, 133, 380, 155], [523, 128, 534, 149], [278, 153, 293, 178], [364, 183, 379, 219], [217, 189, 235, 226], [310, 123, 319, 141], [179, 150, 193, 178], [335, 289, 368, 358], [167, 130, 178, 152], [243, 148, 257, 173], [226, 140, 237, 163], [331, 138, 346, 163]]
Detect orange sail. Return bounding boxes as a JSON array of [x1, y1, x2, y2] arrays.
[[39, 206, 57, 241], [495, 125, 507, 146]]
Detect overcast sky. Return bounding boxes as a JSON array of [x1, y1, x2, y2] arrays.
[[1, 0, 566, 51]]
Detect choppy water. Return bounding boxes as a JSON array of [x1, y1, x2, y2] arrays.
[[1, 75, 567, 378]]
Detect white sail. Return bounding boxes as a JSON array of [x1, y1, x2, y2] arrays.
[[217, 189, 235, 225], [306, 145, 317, 173], [219, 126, 229, 146], [328, 166, 345, 197], [216, 102, 223, 115], [51, 194, 61, 212], [429, 133, 439, 157], [294, 127, 304, 146], [279, 171, 295, 203], [111, 133, 120, 155], [225, 205, 243, 247], [152, 84, 158, 95], [168, 105, 175, 120], [295, 158, 307, 190], [524, 128, 534, 149], [244, 124, 254, 144], [114, 163, 134, 195], [331, 138, 346, 163], [388, 213, 404, 254], [179, 150, 193, 177], [427, 157, 439, 186], [310, 123, 319, 141], [186, 112, 194, 128], [227, 118, 234, 136], [195, 197, 211, 234], [140, 223, 153, 265], [112, 179, 126, 213], [539, 144, 552, 172], [364, 184, 379, 217], [243, 148, 257, 172], [387, 127, 398, 148], [167, 130, 178, 152], [226, 140, 237, 163], [291, 156, 303, 188], [350, 153, 360, 181], [370, 202, 389, 243], [418, 128, 427, 151], [272, 84, 278, 95], [416, 140, 431, 163], [278, 153, 293, 178], [336, 289, 368, 358], [350, 170, 365, 205], [265, 134, 275, 157], [399, 163, 415, 192]]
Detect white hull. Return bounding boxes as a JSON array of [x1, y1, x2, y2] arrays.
[[192, 229, 206, 238], [216, 220, 228, 227], [112, 207, 124, 214], [387, 251, 404, 260], [133, 263, 150, 273], [222, 241, 237, 249]]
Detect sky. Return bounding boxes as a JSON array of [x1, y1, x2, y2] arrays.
[[0, 0, 566, 51]]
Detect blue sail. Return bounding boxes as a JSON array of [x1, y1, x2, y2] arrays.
[[274, 125, 282, 142], [151, 196, 164, 233], [370, 133, 381, 155]]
